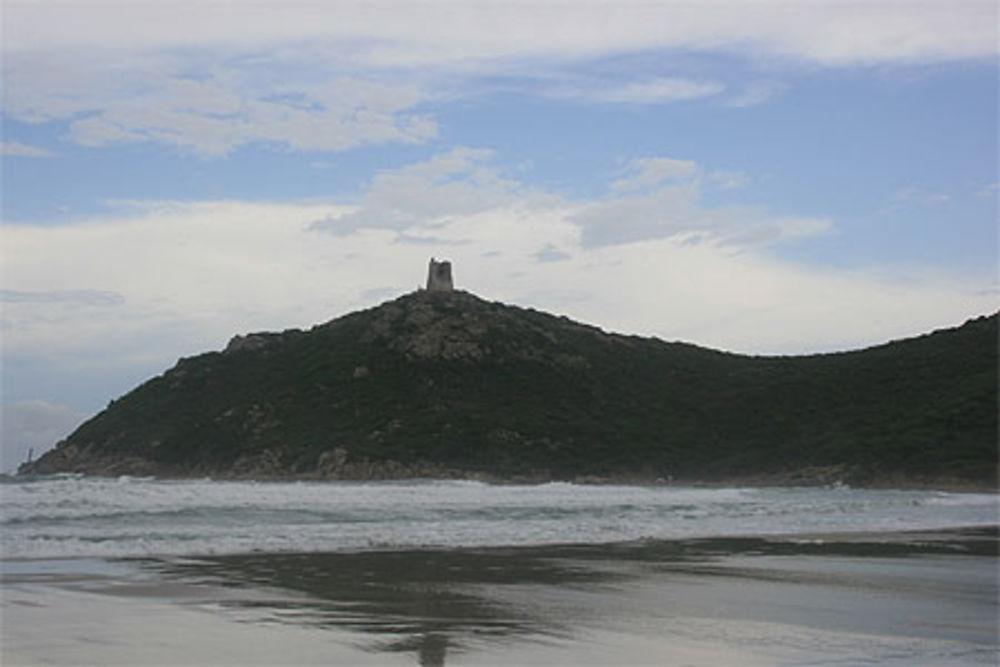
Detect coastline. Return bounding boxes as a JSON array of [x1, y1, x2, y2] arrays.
[[3, 526, 997, 666], [24, 454, 998, 497]]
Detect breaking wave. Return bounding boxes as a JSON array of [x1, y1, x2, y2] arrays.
[[1, 476, 996, 559]]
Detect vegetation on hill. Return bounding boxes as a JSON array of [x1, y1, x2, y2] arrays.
[[21, 290, 998, 486]]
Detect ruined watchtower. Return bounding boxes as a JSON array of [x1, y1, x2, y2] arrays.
[[426, 258, 454, 292]]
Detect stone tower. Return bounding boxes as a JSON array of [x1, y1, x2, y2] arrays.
[[426, 258, 454, 292]]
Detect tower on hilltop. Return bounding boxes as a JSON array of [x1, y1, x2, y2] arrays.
[[426, 258, 454, 292]]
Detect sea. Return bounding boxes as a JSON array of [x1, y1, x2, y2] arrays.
[[2, 475, 997, 559]]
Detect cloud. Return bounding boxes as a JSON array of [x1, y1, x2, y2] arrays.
[[555, 77, 724, 104], [888, 186, 952, 210], [4, 2, 995, 66], [533, 244, 572, 263], [709, 170, 751, 189], [574, 156, 830, 248], [1, 400, 87, 472], [359, 287, 398, 303], [395, 233, 472, 246], [4, 3, 993, 156], [976, 182, 999, 197], [610, 159, 748, 198], [1, 289, 125, 305], [549, 241, 998, 356], [1, 141, 55, 157], [612, 157, 702, 192], [310, 150, 815, 251], [725, 81, 788, 108], [3, 54, 438, 156], [311, 147, 559, 235]]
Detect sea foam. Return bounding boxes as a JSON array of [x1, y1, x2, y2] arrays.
[[1, 476, 996, 559]]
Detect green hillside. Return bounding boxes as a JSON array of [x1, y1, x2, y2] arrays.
[[21, 290, 998, 486]]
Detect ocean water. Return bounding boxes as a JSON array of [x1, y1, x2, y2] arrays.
[[2, 476, 997, 559]]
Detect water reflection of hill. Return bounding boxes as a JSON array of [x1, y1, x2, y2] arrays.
[[144, 527, 998, 665]]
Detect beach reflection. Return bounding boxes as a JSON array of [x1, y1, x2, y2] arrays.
[[149, 546, 622, 664], [144, 528, 998, 665], [417, 633, 447, 667], [379, 632, 448, 667]]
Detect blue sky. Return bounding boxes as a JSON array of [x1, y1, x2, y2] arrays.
[[2, 1, 997, 469]]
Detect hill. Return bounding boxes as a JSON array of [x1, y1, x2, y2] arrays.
[[20, 290, 999, 487]]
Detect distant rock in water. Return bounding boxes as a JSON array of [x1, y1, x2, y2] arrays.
[[20, 287, 999, 487]]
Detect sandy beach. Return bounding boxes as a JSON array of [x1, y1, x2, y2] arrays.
[[2, 526, 996, 666]]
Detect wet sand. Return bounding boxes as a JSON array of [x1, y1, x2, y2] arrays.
[[3, 526, 997, 666]]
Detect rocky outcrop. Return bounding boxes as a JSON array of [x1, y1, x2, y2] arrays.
[[20, 439, 171, 477], [356, 289, 603, 365]]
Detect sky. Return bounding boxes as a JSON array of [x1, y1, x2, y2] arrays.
[[1, 1, 997, 470]]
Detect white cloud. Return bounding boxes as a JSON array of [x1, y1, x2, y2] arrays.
[[309, 150, 820, 250], [575, 156, 830, 248], [1, 400, 87, 472], [724, 80, 788, 108], [3, 2, 995, 66], [612, 157, 702, 192], [888, 185, 952, 210], [3, 54, 437, 156], [533, 243, 573, 263], [1, 141, 55, 157], [557, 77, 724, 104], [311, 147, 560, 235], [544, 240, 998, 356], [710, 170, 751, 189], [1, 289, 124, 305], [977, 182, 1000, 197], [4, 3, 992, 155], [573, 183, 702, 247]]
